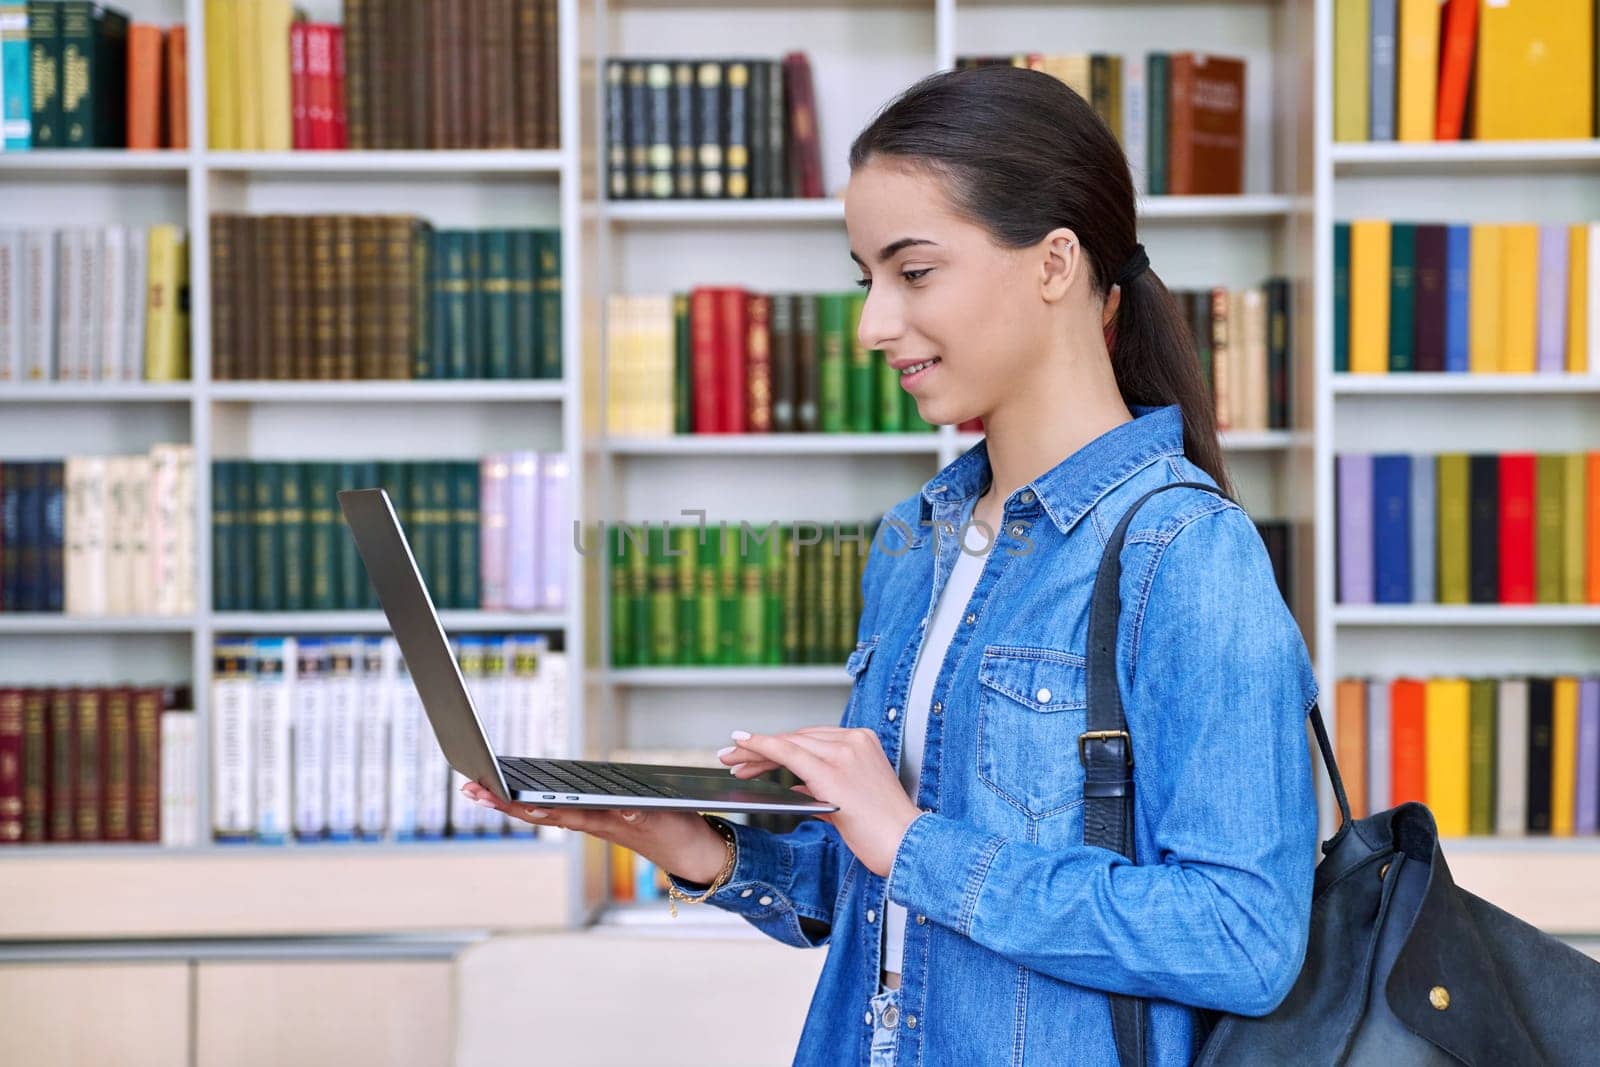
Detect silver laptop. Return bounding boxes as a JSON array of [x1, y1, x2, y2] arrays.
[[337, 487, 837, 815]]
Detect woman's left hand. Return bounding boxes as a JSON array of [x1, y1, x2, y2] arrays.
[[719, 726, 926, 878]]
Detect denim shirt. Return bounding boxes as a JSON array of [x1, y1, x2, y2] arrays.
[[666, 404, 1320, 1066]]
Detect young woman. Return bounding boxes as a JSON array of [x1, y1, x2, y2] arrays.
[[464, 65, 1320, 1065]]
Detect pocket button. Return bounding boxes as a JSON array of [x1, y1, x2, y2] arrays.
[[1036, 687, 1051, 703]]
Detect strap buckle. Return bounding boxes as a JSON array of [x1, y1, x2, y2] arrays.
[[1078, 729, 1133, 767]]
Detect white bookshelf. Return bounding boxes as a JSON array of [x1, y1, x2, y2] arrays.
[[0, 0, 590, 938]]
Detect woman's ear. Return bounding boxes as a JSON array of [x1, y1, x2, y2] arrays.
[[1038, 227, 1083, 304]]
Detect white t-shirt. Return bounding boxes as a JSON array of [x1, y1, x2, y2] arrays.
[[883, 503, 993, 984]]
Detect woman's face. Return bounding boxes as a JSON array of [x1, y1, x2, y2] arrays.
[[844, 158, 1056, 428]]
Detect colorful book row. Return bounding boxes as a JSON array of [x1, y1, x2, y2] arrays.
[[1335, 221, 1598, 375], [1336, 452, 1600, 605], [212, 454, 570, 614], [0, 225, 191, 383], [1174, 281, 1294, 432], [1334, 674, 1600, 837], [211, 633, 568, 844]]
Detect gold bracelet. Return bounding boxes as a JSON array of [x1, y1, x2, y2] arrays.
[[667, 816, 736, 918]]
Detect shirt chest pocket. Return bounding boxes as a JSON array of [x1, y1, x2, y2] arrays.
[[841, 636, 879, 726], [976, 645, 1089, 817]]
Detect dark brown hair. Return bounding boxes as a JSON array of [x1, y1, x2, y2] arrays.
[[848, 65, 1233, 498]]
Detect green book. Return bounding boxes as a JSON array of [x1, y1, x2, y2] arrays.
[[845, 291, 874, 432], [1467, 678, 1497, 835], [1146, 53, 1169, 196], [623, 524, 651, 666], [782, 523, 801, 665], [27, 1, 62, 148], [1561, 453, 1587, 604], [648, 525, 676, 665], [212, 461, 238, 611], [816, 294, 848, 433], [426, 461, 454, 609], [695, 531, 720, 665], [818, 529, 838, 664], [339, 461, 378, 609], [1388, 223, 1415, 372], [252, 462, 283, 613], [60, 2, 126, 148], [673, 525, 698, 665], [795, 293, 819, 431], [736, 525, 770, 665], [1333, 223, 1350, 373], [279, 462, 308, 612], [413, 223, 434, 378], [377, 461, 411, 608], [307, 462, 340, 612], [836, 532, 858, 662], [440, 231, 471, 379], [536, 229, 562, 380], [609, 526, 631, 667], [716, 525, 739, 665], [451, 460, 480, 610], [464, 231, 485, 378], [673, 293, 692, 434], [509, 230, 538, 379], [482, 230, 514, 379], [1535, 453, 1564, 604], [1435, 454, 1470, 605], [764, 524, 785, 665]]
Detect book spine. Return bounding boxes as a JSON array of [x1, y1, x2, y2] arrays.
[[279, 462, 307, 610], [252, 637, 294, 844], [252, 461, 283, 612], [645, 60, 673, 198], [1537, 225, 1569, 373], [159, 709, 195, 847], [536, 229, 561, 379], [1467, 453, 1500, 604], [0, 688, 20, 843], [1468, 679, 1496, 832], [21, 228, 52, 378], [482, 229, 513, 378], [293, 639, 327, 839], [479, 454, 508, 610], [512, 0, 539, 149], [817, 294, 847, 432], [1410, 448, 1435, 603], [324, 636, 360, 840], [770, 292, 796, 433], [47, 688, 73, 840], [0, 229, 17, 379], [20, 688, 46, 840], [506, 451, 538, 610], [537, 452, 568, 611], [846, 291, 873, 432], [290, 21, 308, 148], [26, 1, 59, 147], [695, 60, 723, 198], [384, 637, 418, 839], [746, 293, 772, 433], [211, 640, 254, 841], [132, 687, 161, 842], [357, 637, 388, 839], [1336, 453, 1373, 603], [0, 2, 28, 149], [452, 459, 479, 609]]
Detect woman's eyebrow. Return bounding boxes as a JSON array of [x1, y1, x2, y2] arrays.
[[848, 237, 939, 266]]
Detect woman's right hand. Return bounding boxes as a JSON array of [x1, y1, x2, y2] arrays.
[[459, 780, 733, 886]]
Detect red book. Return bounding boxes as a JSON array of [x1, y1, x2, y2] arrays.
[[102, 687, 133, 842], [166, 27, 189, 149], [782, 53, 823, 198], [330, 26, 348, 149], [1434, 0, 1479, 141], [0, 688, 22, 844], [1499, 453, 1537, 603], [290, 22, 310, 149], [715, 288, 750, 433], [746, 293, 772, 432], [132, 687, 163, 843], [1390, 678, 1428, 806], [126, 24, 164, 150], [306, 24, 335, 149], [689, 288, 720, 433], [74, 689, 104, 843]]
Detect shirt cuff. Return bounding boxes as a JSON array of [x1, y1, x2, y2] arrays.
[[662, 816, 810, 929], [885, 812, 1007, 937]]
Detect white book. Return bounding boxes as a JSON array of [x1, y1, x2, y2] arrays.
[[506, 634, 549, 836], [252, 636, 296, 844], [451, 637, 487, 836], [148, 444, 183, 615], [99, 225, 126, 381], [123, 226, 148, 380], [211, 639, 256, 841], [537, 452, 571, 611], [357, 636, 390, 840], [56, 229, 80, 381], [21, 229, 55, 379], [104, 455, 136, 616], [293, 639, 329, 839], [173, 445, 195, 613], [1123, 54, 1147, 197], [77, 227, 101, 379], [125, 453, 153, 614], [160, 710, 198, 848], [416, 709, 452, 841], [540, 649, 571, 763], [0, 228, 20, 380], [1496, 678, 1529, 836], [324, 636, 362, 840], [483, 636, 514, 833], [1366, 678, 1391, 814], [385, 637, 420, 840], [63, 456, 108, 615]]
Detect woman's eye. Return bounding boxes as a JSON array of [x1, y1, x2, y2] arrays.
[[901, 268, 932, 283], [854, 277, 872, 290]]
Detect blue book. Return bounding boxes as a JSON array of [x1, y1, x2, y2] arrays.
[[1409, 453, 1435, 603], [1372, 454, 1412, 603], [0, 1, 28, 149], [1444, 225, 1471, 372], [0, 461, 19, 609], [1334, 223, 1350, 372], [1337, 454, 1374, 604]]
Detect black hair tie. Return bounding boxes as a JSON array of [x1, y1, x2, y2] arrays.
[[1112, 243, 1148, 287]]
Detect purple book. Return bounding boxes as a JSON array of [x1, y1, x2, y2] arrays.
[[479, 454, 511, 611], [506, 451, 540, 611], [1536, 225, 1568, 374], [1337, 453, 1375, 604], [537, 451, 571, 612], [1577, 676, 1600, 835]]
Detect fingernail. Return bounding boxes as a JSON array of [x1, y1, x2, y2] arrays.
[[473, 797, 497, 810], [730, 729, 751, 741], [527, 808, 549, 818], [717, 745, 735, 757], [621, 811, 640, 822]]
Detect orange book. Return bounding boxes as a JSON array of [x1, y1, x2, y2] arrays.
[[1589, 453, 1600, 603], [1570, 225, 1590, 373], [1390, 678, 1428, 806], [1335, 679, 1368, 819], [165, 27, 189, 149], [126, 25, 164, 149]]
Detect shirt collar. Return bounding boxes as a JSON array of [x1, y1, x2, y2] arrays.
[[917, 404, 1187, 535]]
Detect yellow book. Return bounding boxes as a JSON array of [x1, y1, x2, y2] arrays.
[[1468, 225, 1503, 373], [257, 0, 294, 151], [1562, 453, 1588, 603], [1475, 0, 1594, 140], [1424, 677, 1472, 837], [1551, 676, 1580, 835], [1396, 0, 1440, 142], [1333, 0, 1370, 141], [1059, 54, 1091, 101], [204, 0, 237, 149], [604, 295, 625, 434], [1569, 225, 1590, 373], [235, 0, 261, 149], [1349, 221, 1390, 374], [1499, 224, 1539, 374], [644, 295, 675, 436], [143, 225, 179, 381], [171, 236, 190, 380]]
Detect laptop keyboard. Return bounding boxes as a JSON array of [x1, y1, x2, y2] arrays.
[[500, 757, 688, 800]]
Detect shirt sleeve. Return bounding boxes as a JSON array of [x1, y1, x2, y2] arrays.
[[884, 504, 1320, 1015]]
